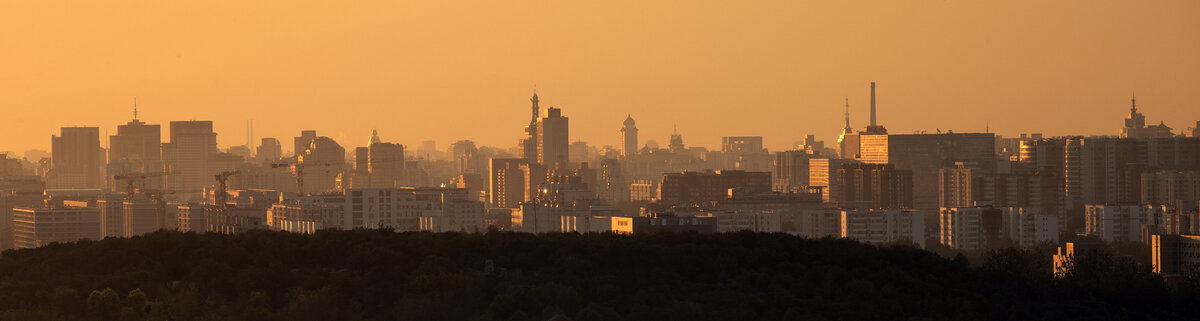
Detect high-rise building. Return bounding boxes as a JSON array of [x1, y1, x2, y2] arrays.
[[1084, 204, 1166, 243], [940, 205, 1057, 251], [861, 133, 995, 218], [772, 150, 810, 193], [657, 170, 772, 205], [808, 158, 859, 204], [368, 131, 405, 188], [520, 93, 540, 162], [840, 209, 925, 248], [599, 158, 627, 203], [490, 158, 530, 208], [256, 138, 282, 164], [162, 121, 221, 199], [47, 127, 105, 189], [293, 130, 317, 159], [621, 115, 638, 157], [108, 112, 163, 192], [836, 163, 913, 210], [722, 136, 767, 170], [1141, 170, 1200, 206], [296, 133, 346, 194], [537, 107, 570, 170]]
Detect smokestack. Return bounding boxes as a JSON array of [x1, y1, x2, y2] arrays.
[[869, 82, 876, 127]]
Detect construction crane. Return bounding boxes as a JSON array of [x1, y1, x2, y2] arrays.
[[137, 188, 180, 230], [271, 161, 340, 195], [214, 170, 240, 209], [112, 171, 174, 200]]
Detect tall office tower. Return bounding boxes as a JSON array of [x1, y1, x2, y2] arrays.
[[838, 97, 861, 160], [773, 150, 810, 193], [108, 109, 163, 191], [1120, 96, 1175, 139], [808, 158, 860, 204], [569, 142, 589, 167], [860, 133, 995, 220], [369, 138, 405, 188], [490, 158, 530, 208], [47, 127, 105, 189], [621, 115, 638, 157], [836, 163, 913, 210], [520, 93, 541, 162], [297, 134, 345, 194], [599, 158, 628, 203], [722, 136, 768, 170], [451, 140, 479, 174], [162, 121, 219, 199], [293, 130, 317, 159], [537, 107, 569, 170], [1019, 138, 1066, 169], [353, 147, 370, 187], [256, 138, 282, 164]]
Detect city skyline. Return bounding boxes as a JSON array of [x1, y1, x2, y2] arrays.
[[3, 0, 1198, 153]]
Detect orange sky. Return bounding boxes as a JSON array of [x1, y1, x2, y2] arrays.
[[2, 0, 1198, 156]]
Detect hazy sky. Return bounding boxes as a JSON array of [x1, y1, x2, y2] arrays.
[[2, 0, 1198, 156]]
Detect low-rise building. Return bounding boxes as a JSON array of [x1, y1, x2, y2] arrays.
[[840, 209, 926, 248], [13, 202, 101, 249], [1084, 204, 1166, 243], [1152, 234, 1200, 280]]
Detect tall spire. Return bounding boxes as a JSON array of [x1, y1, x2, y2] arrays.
[[1131, 94, 1137, 113], [843, 96, 851, 133], [133, 97, 139, 121], [530, 91, 540, 123]]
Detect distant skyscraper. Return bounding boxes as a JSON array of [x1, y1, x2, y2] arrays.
[[621, 115, 638, 157], [256, 137, 282, 163], [162, 121, 222, 199], [520, 93, 540, 162], [293, 130, 317, 159], [47, 127, 105, 189], [490, 158, 529, 208], [537, 107, 569, 170], [107, 108, 163, 191], [773, 150, 810, 193], [296, 132, 346, 194], [368, 132, 405, 188], [599, 158, 627, 203]]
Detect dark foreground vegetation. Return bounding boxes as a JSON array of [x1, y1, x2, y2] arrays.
[[0, 230, 1197, 321]]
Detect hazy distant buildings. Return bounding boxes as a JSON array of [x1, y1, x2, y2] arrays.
[[489, 158, 529, 208], [1120, 96, 1174, 139], [657, 170, 771, 205], [722, 136, 768, 171], [537, 107, 570, 170], [1141, 170, 1200, 206], [47, 127, 105, 189], [295, 131, 346, 194], [940, 205, 1057, 251], [836, 163, 913, 210], [808, 158, 858, 204], [163, 121, 222, 199], [256, 138, 282, 164], [1084, 204, 1166, 243], [621, 115, 638, 158], [598, 158, 627, 203], [520, 93, 541, 162], [840, 208, 926, 249], [772, 150, 810, 193], [107, 112, 162, 191], [13, 201, 101, 249]]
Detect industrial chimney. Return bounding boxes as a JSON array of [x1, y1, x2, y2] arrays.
[[869, 82, 876, 127]]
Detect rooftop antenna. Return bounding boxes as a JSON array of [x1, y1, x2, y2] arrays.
[[843, 96, 851, 133], [133, 97, 139, 121], [986, 121, 990, 133]]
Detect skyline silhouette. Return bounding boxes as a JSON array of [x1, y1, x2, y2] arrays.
[[2, 0, 1198, 153]]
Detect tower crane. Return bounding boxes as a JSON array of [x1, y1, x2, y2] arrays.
[[214, 170, 240, 209], [112, 171, 175, 200]]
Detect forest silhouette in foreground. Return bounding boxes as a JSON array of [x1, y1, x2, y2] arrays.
[[0, 230, 1197, 321]]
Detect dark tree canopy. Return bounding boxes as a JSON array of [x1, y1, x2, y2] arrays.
[[0, 229, 1196, 321]]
